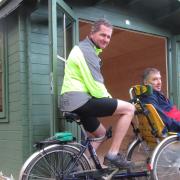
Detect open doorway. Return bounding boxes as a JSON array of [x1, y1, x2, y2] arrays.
[[79, 20, 167, 159]]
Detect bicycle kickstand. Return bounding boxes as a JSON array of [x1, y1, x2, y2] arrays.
[[101, 168, 119, 180]]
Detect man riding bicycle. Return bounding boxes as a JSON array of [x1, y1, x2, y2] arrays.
[[60, 18, 135, 168]]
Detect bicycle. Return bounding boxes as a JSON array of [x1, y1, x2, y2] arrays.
[[19, 85, 180, 180], [19, 111, 149, 180]]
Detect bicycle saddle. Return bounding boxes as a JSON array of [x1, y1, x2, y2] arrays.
[[63, 112, 80, 123]]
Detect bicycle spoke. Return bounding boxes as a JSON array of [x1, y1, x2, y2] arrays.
[[22, 172, 55, 180], [20, 144, 92, 180], [152, 136, 180, 180]]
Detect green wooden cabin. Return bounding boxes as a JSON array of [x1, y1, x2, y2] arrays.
[[0, 0, 180, 178]]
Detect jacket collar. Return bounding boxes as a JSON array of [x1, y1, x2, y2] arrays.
[[86, 37, 102, 55]]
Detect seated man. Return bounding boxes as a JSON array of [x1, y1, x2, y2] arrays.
[[140, 67, 180, 132]]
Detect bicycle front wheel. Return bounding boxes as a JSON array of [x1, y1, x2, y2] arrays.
[[127, 138, 153, 169], [19, 144, 92, 180], [151, 135, 180, 180], [127, 138, 153, 180]]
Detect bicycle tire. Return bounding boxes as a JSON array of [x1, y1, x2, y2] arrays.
[[19, 144, 92, 180], [151, 135, 180, 180], [127, 138, 153, 180], [127, 138, 153, 167]]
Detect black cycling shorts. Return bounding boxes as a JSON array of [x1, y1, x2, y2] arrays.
[[72, 97, 117, 133]]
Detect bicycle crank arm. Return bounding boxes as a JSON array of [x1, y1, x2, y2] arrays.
[[101, 168, 119, 180]]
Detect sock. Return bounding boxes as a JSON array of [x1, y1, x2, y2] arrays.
[[106, 152, 117, 159]]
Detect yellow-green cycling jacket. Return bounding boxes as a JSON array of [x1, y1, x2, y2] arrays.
[[60, 37, 111, 112]]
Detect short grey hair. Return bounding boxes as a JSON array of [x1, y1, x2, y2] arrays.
[[90, 18, 113, 34], [142, 68, 160, 82]]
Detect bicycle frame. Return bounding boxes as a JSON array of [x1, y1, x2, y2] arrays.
[[62, 114, 149, 179], [64, 138, 103, 176], [19, 112, 150, 180]]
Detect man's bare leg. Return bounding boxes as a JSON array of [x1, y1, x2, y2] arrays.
[[103, 100, 135, 167], [87, 99, 134, 153], [85, 99, 135, 167], [108, 100, 135, 154], [88, 123, 107, 150]]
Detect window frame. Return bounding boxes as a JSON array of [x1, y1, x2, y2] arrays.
[[0, 20, 8, 121]]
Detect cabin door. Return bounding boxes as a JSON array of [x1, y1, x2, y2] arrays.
[[49, 0, 79, 136]]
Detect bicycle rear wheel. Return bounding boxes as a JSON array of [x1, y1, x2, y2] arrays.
[[19, 144, 92, 180], [151, 135, 180, 180]]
